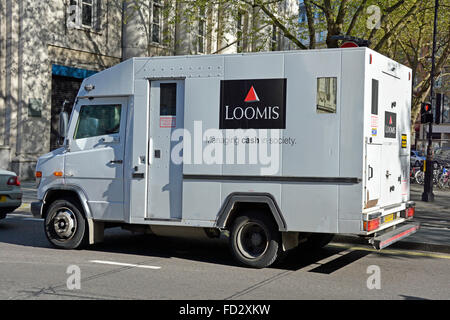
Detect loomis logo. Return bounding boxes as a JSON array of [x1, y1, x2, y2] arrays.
[[220, 79, 287, 129], [244, 86, 260, 103], [384, 111, 397, 138]]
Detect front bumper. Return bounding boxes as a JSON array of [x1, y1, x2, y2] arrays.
[[0, 192, 22, 212], [31, 201, 44, 218]]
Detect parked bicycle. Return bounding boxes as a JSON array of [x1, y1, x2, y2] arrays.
[[437, 166, 450, 190]]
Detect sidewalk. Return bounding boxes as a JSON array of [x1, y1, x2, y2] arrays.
[[16, 181, 450, 253]]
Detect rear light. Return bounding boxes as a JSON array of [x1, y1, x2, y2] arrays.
[[7, 176, 20, 186], [369, 54, 372, 64], [363, 218, 380, 232], [405, 207, 415, 218]]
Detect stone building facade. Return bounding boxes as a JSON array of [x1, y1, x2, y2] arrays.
[[0, 0, 298, 179]]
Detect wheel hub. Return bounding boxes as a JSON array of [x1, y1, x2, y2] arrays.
[[53, 210, 76, 238], [237, 222, 269, 259]]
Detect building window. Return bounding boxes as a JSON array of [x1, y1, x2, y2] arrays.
[[197, 7, 206, 53], [317, 77, 337, 114], [151, 0, 162, 43], [299, 7, 307, 23], [68, 0, 99, 29], [443, 94, 449, 124]]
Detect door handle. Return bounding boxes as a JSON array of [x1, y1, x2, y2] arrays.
[[368, 165, 374, 180], [109, 160, 123, 164]]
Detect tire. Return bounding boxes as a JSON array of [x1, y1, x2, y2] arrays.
[[415, 171, 425, 185], [229, 212, 281, 268], [44, 197, 88, 249]]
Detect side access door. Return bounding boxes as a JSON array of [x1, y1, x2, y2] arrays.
[[65, 97, 128, 221], [365, 142, 382, 209], [146, 80, 185, 220]]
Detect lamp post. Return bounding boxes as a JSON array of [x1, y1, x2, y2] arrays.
[[422, 0, 439, 202]]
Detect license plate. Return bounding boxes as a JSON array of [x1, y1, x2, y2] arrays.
[[383, 213, 394, 223], [0, 196, 6, 202]]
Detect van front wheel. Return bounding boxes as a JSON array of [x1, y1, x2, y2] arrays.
[[44, 198, 87, 249], [230, 213, 281, 268]]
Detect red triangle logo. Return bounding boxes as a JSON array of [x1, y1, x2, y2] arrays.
[[389, 116, 393, 125], [244, 86, 260, 103]]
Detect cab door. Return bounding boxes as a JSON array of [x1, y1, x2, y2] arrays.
[[64, 97, 127, 221]]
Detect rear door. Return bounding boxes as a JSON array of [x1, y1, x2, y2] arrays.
[[379, 72, 405, 207], [365, 53, 411, 210]]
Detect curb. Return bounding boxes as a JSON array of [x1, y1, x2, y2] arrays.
[[332, 235, 450, 255]]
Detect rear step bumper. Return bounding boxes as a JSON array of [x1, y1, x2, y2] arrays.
[[370, 222, 420, 250]]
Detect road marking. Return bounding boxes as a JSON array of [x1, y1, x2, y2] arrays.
[[329, 243, 450, 260], [89, 260, 161, 270]]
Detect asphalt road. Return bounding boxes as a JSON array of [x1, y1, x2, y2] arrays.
[[0, 211, 449, 300]]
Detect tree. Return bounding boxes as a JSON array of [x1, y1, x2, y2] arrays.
[[255, 0, 450, 126], [123, 0, 450, 125]]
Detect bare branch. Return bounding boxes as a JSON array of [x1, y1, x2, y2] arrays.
[[303, 0, 316, 49], [346, 0, 367, 36], [254, 0, 308, 49], [374, 0, 421, 51]]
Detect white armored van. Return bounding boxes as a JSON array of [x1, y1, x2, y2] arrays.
[[32, 47, 419, 268]]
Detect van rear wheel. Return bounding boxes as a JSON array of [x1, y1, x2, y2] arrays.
[[230, 212, 281, 268], [44, 198, 88, 249]]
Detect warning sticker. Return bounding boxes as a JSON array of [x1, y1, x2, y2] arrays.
[[160, 117, 176, 128], [371, 115, 378, 128], [401, 134, 407, 148]]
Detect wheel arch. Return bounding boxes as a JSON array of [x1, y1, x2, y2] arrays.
[[42, 185, 103, 245], [42, 185, 92, 220], [215, 193, 287, 232]]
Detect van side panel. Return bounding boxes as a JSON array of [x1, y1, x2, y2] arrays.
[[281, 51, 343, 233]]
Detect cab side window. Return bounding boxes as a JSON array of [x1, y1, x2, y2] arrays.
[[74, 104, 121, 139]]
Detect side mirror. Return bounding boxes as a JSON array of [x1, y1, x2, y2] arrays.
[[58, 110, 69, 145]]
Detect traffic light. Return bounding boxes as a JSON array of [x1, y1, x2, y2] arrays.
[[421, 101, 433, 124]]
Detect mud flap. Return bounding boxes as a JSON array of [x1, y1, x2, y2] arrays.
[[371, 222, 420, 250]]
